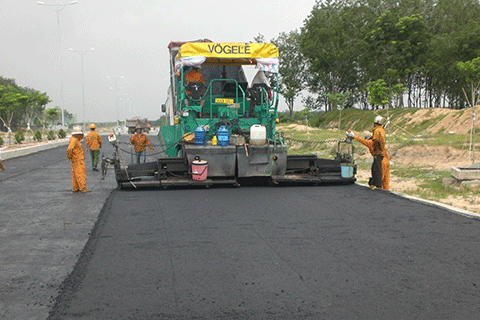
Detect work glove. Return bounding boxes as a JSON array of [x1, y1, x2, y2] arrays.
[[346, 130, 354, 139]]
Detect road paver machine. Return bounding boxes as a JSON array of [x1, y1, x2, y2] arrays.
[[109, 39, 356, 189]]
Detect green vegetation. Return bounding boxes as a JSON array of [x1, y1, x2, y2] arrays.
[[262, 0, 480, 113], [1, 77, 50, 133], [47, 130, 56, 141], [58, 129, 66, 139], [34, 130, 42, 142], [0, 77, 76, 134], [14, 130, 25, 144], [392, 166, 476, 202]]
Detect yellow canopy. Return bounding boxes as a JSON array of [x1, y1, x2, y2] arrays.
[[175, 42, 279, 66]]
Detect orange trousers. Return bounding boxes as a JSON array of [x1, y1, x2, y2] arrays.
[[382, 156, 390, 190], [71, 159, 87, 192]]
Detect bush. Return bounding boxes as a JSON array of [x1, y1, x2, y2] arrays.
[[0, 136, 3, 146], [47, 130, 56, 140], [14, 130, 25, 144], [278, 113, 296, 124], [34, 130, 42, 142], [58, 129, 66, 139]]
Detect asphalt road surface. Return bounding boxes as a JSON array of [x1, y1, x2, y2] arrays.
[[1, 135, 480, 319], [49, 185, 480, 317], [0, 133, 158, 319]]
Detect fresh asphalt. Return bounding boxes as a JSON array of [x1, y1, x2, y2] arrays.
[[1, 134, 480, 319], [0, 133, 157, 319]]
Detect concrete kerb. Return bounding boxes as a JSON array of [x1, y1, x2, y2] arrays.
[[355, 182, 480, 220], [0, 138, 70, 160]]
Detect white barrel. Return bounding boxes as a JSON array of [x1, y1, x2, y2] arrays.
[[250, 124, 267, 145]]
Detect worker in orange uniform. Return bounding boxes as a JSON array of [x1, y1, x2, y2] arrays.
[[347, 115, 389, 190], [185, 66, 205, 107], [130, 125, 154, 164], [67, 126, 90, 193], [86, 123, 102, 171]]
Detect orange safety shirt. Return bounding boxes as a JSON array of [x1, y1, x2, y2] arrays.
[[86, 131, 102, 151], [353, 135, 389, 161], [371, 125, 386, 156], [67, 136, 85, 162], [130, 133, 154, 153], [185, 70, 204, 95]]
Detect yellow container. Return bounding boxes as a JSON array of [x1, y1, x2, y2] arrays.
[[212, 135, 218, 146]]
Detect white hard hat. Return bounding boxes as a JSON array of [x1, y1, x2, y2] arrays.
[[71, 126, 83, 135], [374, 115, 383, 125]]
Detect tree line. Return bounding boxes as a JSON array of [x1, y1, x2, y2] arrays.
[[0, 76, 75, 133], [271, 0, 480, 115]]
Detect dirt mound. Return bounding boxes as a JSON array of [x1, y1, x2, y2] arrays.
[[395, 106, 480, 135], [391, 145, 471, 170]]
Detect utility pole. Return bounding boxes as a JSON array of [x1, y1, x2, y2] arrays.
[[69, 48, 95, 133], [37, 1, 78, 128]]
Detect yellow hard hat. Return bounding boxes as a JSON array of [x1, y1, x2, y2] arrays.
[[89, 123, 96, 129]]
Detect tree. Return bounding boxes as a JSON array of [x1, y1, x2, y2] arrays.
[[300, 0, 365, 111], [0, 85, 24, 133], [424, 0, 480, 108], [364, 11, 427, 107], [456, 57, 480, 163], [0, 77, 52, 133], [298, 0, 480, 110], [367, 79, 405, 108], [23, 90, 50, 131], [45, 107, 62, 126], [457, 58, 480, 106], [272, 30, 306, 117]]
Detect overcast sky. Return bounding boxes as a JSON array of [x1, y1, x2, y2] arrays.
[[1, 0, 317, 123]]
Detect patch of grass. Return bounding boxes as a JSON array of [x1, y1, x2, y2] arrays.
[[392, 166, 474, 201], [392, 165, 444, 180], [387, 130, 472, 149], [278, 124, 342, 155]]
